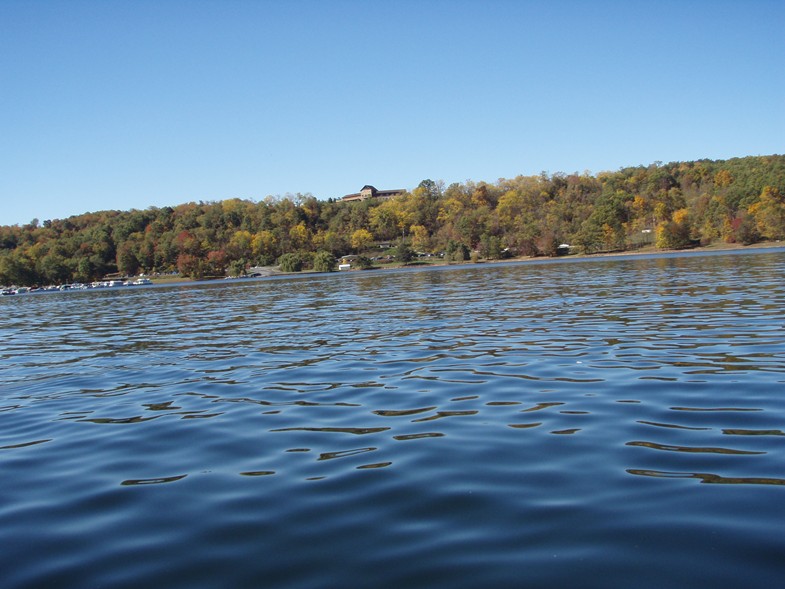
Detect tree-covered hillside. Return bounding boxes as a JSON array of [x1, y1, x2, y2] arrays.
[[2, 155, 784, 286]]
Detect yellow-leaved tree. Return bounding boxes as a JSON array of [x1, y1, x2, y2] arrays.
[[288, 223, 311, 251], [655, 208, 692, 249], [350, 228, 373, 253], [749, 186, 785, 240], [410, 225, 430, 252], [251, 230, 277, 262]]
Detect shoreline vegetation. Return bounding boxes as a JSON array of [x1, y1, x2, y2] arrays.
[[3, 237, 783, 293], [2, 155, 785, 288], [175, 239, 784, 283], [7, 239, 777, 292]]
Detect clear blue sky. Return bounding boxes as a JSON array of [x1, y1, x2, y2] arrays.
[[1, 0, 783, 226]]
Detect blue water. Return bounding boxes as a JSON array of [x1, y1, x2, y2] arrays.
[[2, 249, 785, 588]]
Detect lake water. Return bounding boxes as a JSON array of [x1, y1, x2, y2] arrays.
[[2, 248, 785, 588]]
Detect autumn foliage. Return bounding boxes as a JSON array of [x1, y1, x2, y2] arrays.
[[2, 155, 785, 286]]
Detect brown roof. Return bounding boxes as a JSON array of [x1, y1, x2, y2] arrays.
[[341, 185, 405, 202]]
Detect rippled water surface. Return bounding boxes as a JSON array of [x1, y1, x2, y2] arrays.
[[2, 249, 785, 588]]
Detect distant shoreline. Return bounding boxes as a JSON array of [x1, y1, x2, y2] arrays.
[[147, 240, 783, 285], [536, 239, 784, 261]]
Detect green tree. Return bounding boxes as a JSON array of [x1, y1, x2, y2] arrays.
[[576, 189, 631, 253], [445, 240, 469, 262], [39, 252, 72, 284], [479, 233, 502, 259], [278, 252, 304, 272], [393, 238, 414, 264], [116, 242, 140, 276], [354, 255, 374, 269], [74, 256, 96, 283], [417, 178, 442, 199], [228, 259, 247, 277], [0, 250, 36, 285], [138, 233, 156, 271], [313, 250, 337, 272]]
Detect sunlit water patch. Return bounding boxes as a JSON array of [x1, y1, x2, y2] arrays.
[[2, 248, 785, 588]]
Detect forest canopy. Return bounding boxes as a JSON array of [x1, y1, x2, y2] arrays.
[[2, 155, 785, 286]]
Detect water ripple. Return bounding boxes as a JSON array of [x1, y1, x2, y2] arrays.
[[2, 249, 785, 588]]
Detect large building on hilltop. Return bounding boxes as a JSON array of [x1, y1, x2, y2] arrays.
[[341, 185, 405, 203]]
